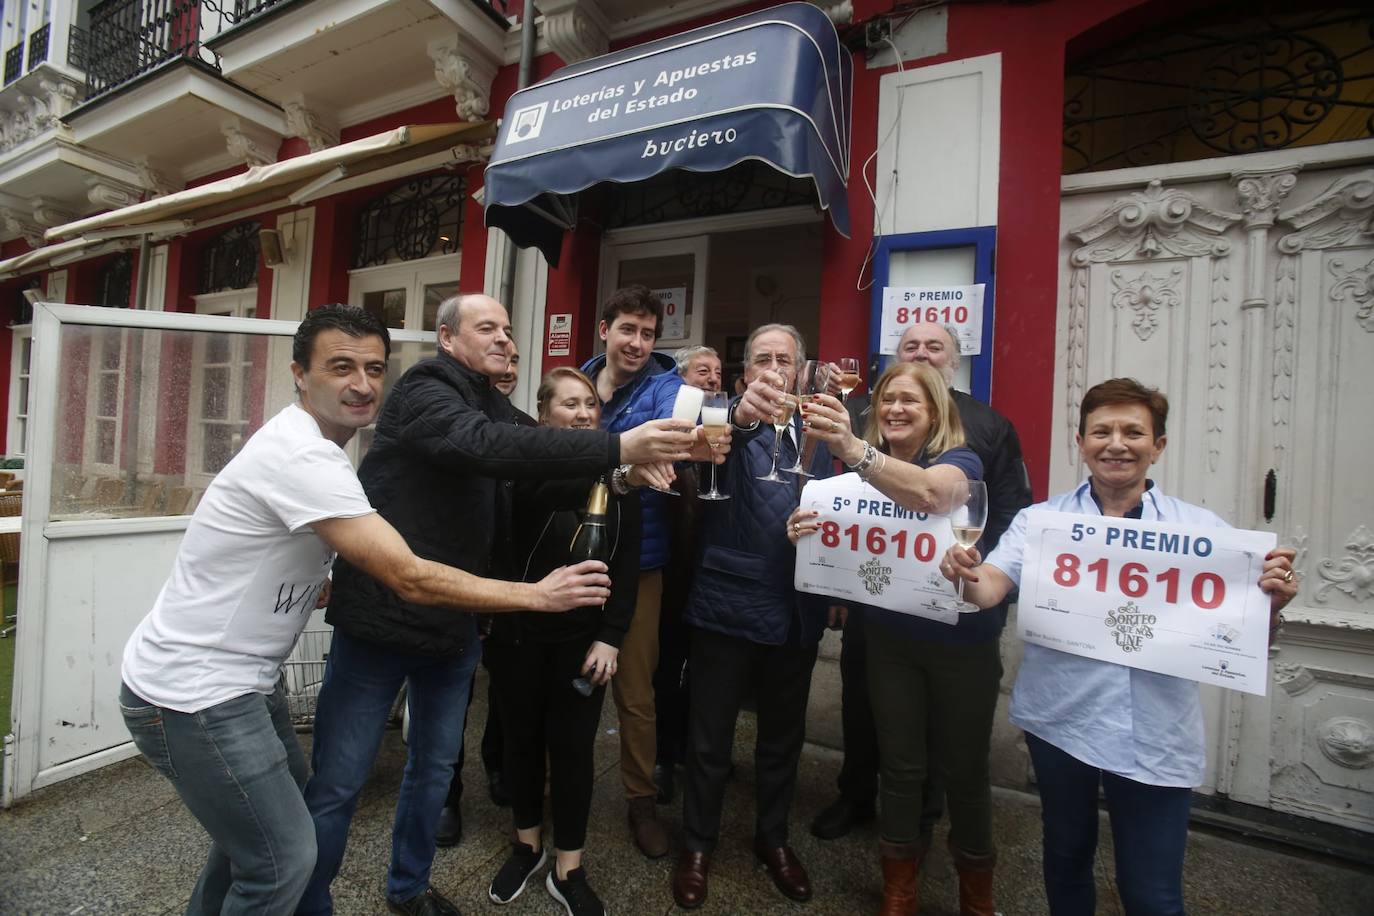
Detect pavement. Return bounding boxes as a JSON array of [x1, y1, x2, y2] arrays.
[[2, 667, 1371, 916]]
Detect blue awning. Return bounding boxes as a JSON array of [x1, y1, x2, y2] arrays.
[[484, 2, 851, 265]]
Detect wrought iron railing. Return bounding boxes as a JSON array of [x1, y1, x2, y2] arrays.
[[83, 0, 224, 101], [27, 23, 50, 72], [69, 25, 90, 71], [3, 44, 22, 85], [200, 0, 509, 34]]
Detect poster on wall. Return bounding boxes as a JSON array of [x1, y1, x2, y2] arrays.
[[879, 284, 985, 355], [653, 286, 688, 339], [547, 313, 572, 356]]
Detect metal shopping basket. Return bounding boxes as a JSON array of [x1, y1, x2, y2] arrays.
[[281, 623, 408, 732]]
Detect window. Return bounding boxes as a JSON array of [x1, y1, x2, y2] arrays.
[[352, 174, 464, 268], [8, 325, 31, 456], [188, 290, 257, 483]]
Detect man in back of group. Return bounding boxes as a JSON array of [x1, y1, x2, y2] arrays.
[[118, 305, 613, 916], [578, 285, 688, 859], [299, 293, 697, 916], [810, 321, 1033, 844]]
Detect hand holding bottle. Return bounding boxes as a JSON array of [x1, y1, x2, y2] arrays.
[[531, 560, 611, 612]]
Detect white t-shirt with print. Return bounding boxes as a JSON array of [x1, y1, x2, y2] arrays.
[[122, 403, 375, 713]]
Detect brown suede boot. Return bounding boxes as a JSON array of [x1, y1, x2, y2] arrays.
[[877, 837, 926, 916], [948, 842, 998, 916], [628, 796, 670, 858]]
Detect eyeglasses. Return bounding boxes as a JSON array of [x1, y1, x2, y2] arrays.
[[750, 351, 795, 370]]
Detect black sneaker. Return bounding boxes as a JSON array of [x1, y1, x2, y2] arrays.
[[488, 841, 547, 904], [546, 867, 607, 916]]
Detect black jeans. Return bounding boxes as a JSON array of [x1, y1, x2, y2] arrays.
[[837, 606, 946, 835], [682, 626, 818, 852], [485, 636, 606, 850]]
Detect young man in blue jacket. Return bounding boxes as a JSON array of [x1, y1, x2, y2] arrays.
[[579, 285, 685, 858]]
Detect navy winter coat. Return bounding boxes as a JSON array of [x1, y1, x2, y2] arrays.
[[580, 350, 683, 571], [683, 409, 833, 647]]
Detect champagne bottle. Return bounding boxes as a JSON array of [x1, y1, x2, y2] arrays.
[[568, 477, 610, 565], [570, 477, 610, 697]]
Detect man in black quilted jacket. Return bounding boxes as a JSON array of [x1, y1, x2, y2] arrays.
[[297, 294, 698, 916]]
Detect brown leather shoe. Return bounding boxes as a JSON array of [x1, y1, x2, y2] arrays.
[[753, 842, 812, 902], [949, 842, 997, 916], [628, 796, 671, 858], [672, 850, 711, 909]]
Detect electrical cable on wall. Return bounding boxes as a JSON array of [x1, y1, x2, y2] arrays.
[[857, 34, 907, 291]]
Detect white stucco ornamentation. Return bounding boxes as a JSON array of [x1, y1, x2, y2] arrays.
[[429, 43, 495, 122], [1315, 524, 1374, 605], [283, 100, 338, 153], [540, 0, 610, 65], [1234, 167, 1300, 229], [1317, 717, 1374, 769], [1327, 256, 1374, 333], [222, 121, 277, 168], [1110, 266, 1182, 341], [1064, 180, 1240, 460]]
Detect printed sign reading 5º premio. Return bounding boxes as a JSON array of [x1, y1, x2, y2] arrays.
[[1018, 509, 1276, 696], [794, 474, 964, 625]]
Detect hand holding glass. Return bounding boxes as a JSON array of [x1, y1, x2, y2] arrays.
[[655, 385, 704, 496], [782, 360, 828, 477], [837, 358, 862, 400]]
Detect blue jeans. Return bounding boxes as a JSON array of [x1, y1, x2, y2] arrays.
[[119, 681, 316, 916], [297, 629, 479, 913], [1027, 732, 1192, 916]]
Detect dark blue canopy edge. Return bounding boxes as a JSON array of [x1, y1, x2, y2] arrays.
[[484, 2, 852, 266]]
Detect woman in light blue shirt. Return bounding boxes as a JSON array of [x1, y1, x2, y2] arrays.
[[943, 378, 1298, 916]]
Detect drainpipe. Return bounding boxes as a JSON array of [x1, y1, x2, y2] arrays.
[[498, 0, 538, 312]]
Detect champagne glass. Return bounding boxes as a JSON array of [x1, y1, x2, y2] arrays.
[[654, 384, 705, 496], [782, 360, 828, 477], [698, 391, 731, 501], [837, 357, 862, 401], [756, 372, 794, 483], [946, 479, 988, 612]]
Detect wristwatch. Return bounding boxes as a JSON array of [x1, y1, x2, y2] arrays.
[[728, 401, 760, 432], [610, 463, 633, 496]]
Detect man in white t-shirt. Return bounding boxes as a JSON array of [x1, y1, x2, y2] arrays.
[[119, 305, 612, 916]]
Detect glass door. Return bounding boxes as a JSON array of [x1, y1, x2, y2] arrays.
[[598, 236, 708, 352]]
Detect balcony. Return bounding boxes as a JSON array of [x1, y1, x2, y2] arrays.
[[81, 0, 235, 102]]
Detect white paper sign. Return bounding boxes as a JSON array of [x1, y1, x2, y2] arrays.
[[880, 284, 985, 356], [653, 286, 688, 339], [1018, 509, 1276, 696], [547, 312, 572, 357], [794, 474, 964, 624]]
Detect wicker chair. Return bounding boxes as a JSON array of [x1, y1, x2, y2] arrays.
[[0, 493, 21, 638]]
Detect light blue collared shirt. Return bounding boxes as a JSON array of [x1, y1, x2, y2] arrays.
[[986, 480, 1229, 787]]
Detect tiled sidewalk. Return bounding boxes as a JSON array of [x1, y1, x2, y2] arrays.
[[3, 673, 1370, 915]]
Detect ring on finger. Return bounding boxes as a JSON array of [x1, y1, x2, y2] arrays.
[[1283, 569, 1295, 583]]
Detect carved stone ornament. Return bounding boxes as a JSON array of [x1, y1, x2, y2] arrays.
[[429, 43, 495, 122], [1327, 256, 1374, 333], [1063, 180, 1239, 462], [222, 121, 277, 168], [1277, 170, 1374, 254], [1271, 253, 1297, 470], [1274, 661, 1316, 696], [136, 159, 178, 198], [1317, 716, 1374, 769], [1315, 524, 1374, 604], [1232, 167, 1300, 230], [0, 208, 44, 247], [1068, 179, 1241, 265], [540, 0, 610, 65], [283, 100, 338, 153], [1110, 266, 1182, 341], [87, 177, 141, 210], [30, 197, 74, 228]]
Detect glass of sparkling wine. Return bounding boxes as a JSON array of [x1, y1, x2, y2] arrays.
[[782, 360, 828, 477], [837, 358, 862, 401], [756, 374, 795, 483], [947, 478, 988, 612], [698, 392, 731, 500], [657, 383, 706, 496]]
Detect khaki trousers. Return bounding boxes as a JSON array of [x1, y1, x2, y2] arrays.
[[612, 569, 662, 800]]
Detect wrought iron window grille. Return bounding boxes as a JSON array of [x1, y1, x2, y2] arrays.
[[603, 160, 818, 230], [82, 0, 226, 102], [68, 25, 89, 71], [352, 175, 465, 269], [200, 221, 262, 294], [99, 253, 134, 310], [27, 23, 50, 72], [1064, 6, 1374, 174], [4, 44, 23, 85]]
